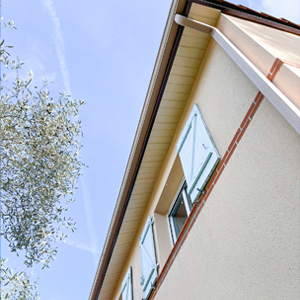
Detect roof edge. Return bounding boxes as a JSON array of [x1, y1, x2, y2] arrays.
[[88, 0, 190, 299]]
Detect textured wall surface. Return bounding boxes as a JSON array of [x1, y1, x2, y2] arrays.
[[154, 85, 300, 300]]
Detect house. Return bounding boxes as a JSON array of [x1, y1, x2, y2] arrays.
[[89, 0, 300, 299]]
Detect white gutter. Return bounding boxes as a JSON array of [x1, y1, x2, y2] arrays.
[[175, 14, 300, 136]]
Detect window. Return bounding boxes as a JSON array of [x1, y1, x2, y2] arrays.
[[176, 104, 220, 203], [168, 182, 192, 244], [120, 267, 133, 300], [139, 216, 159, 300]]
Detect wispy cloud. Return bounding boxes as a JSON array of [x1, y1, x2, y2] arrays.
[[65, 239, 100, 256], [41, 0, 71, 94], [80, 170, 100, 266], [41, 0, 99, 267]]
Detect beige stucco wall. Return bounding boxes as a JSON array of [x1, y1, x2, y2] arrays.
[[111, 16, 300, 300], [154, 95, 300, 300]]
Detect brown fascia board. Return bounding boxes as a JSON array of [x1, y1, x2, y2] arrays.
[[191, 0, 300, 35], [89, 1, 192, 299], [89, 1, 300, 299]]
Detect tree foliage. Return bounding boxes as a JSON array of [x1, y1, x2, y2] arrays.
[[0, 19, 84, 298], [1, 259, 39, 300]]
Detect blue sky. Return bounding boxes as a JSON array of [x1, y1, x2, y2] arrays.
[[1, 0, 299, 299]]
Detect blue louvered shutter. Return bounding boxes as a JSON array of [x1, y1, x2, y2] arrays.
[[177, 104, 220, 202], [139, 216, 158, 300], [121, 267, 132, 300]]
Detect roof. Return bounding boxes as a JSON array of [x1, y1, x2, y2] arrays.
[[89, 1, 300, 299], [194, 0, 300, 34]]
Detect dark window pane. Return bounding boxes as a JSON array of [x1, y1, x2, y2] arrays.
[[173, 195, 188, 237]]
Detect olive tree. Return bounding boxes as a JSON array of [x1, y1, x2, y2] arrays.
[[1, 258, 39, 300], [0, 20, 84, 298]]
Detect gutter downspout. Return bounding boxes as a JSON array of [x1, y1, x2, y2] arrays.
[[175, 14, 300, 136]]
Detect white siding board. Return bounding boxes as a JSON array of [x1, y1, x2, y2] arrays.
[[150, 129, 176, 137], [125, 206, 148, 216], [171, 65, 198, 77], [101, 277, 119, 287], [129, 192, 152, 200], [142, 152, 166, 161], [180, 35, 209, 48], [98, 290, 113, 298], [182, 26, 210, 39], [132, 185, 155, 193], [156, 107, 183, 116], [137, 161, 163, 169], [164, 83, 192, 93], [151, 122, 178, 131], [125, 209, 148, 220], [111, 242, 132, 255], [133, 180, 157, 187], [142, 154, 165, 162], [132, 183, 156, 191], [120, 220, 142, 231], [155, 114, 181, 123], [105, 261, 124, 272], [135, 169, 159, 177], [134, 172, 159, 181], [148, 135, 174, 144], [173, 55, 201, 68], [160, 100, 186, 109], [167, 74, 195, 85], [104, 269, 125, 280], [134, 177, 157, 185], [116, 228, 138, 239], [131, 188, 155, 196], [142, 149, 168, 159], [135, 172, 159, 181], [101, 280, 119, 289], [146, 143, 170, 151], [127, 202, 150, 210], [176, 46, 205, 59], [163, 91, 189, 101], [136, 169, 160, 178]]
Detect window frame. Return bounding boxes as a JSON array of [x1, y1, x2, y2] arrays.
[[168, 180, 192, 244], [139, 216, 159, 300], [120, 266, 133, 300], [176, 104, 220, 203]]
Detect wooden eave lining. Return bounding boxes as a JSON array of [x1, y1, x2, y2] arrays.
[[96, 4, 219, 300]]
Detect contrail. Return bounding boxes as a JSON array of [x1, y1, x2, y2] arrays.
[[41, 0, 71, 94], [80, 170, 100, 267], [65, 239, 100, 256], [42, 0, 99, 267]]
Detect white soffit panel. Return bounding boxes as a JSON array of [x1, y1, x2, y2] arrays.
[[97, 4, 220, 300]]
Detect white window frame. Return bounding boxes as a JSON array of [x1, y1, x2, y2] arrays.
[[176, 104, 220, 203], [120, 266, 133, 300], [168, 181, 192, 244], [139, 216, 159, 300]]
